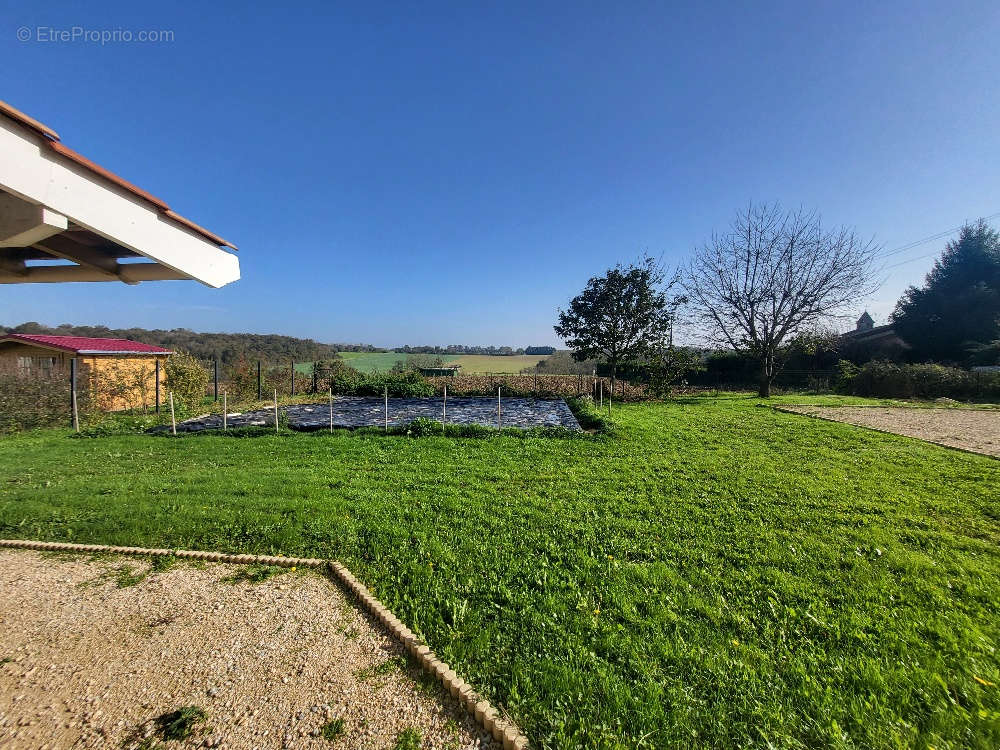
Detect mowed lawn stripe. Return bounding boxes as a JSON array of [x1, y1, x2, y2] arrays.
[[1, 397, 998, 748]]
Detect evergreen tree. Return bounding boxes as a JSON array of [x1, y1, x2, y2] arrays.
[[892, 220, 1000, 363]]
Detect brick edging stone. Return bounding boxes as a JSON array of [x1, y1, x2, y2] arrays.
[[0, 538, 530, 750]]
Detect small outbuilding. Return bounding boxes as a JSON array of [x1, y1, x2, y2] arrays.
[[418, 365, 462, 377], [0, 333, 172, 411]]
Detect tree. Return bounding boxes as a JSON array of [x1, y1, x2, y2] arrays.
[[891, 220, 1000, 364], [554, 256, 683, 396], [686, 203, 878, 397], [645, 346, 704, 397]]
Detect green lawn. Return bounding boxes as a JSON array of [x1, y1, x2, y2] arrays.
[[1, 396, 998, 749]]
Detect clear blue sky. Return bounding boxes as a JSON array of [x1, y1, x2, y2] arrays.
[[2, 0, 998, 347]]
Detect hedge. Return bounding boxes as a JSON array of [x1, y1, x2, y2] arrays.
[[838, 360, 1000, 400]]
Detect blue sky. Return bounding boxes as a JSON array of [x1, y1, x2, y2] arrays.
[[2, 0, 998, 347]]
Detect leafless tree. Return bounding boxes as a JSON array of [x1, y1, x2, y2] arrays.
[[685, 203, 879, 397]]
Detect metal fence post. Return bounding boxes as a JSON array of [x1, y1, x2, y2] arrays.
[[257, 360, 262, 400]]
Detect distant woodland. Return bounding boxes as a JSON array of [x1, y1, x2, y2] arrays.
[[0, 322, 380, 364], [1, 322, 549, 364]]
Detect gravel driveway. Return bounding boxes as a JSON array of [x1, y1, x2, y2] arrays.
[[0, 550, 498, 750], [781, 405, 1000, 457]]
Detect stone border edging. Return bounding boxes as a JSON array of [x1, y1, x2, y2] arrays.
[[770, 405, 999, 460], [0, 538, 530, 750]]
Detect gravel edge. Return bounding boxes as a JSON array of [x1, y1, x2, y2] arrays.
[[0, 538, 531, 750]]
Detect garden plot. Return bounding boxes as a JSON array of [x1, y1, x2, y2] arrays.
[[155, 396, 582, 433], [782, 404, 1000, 457]]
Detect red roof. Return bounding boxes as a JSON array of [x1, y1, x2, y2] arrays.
[[0, 334, 172, 355]]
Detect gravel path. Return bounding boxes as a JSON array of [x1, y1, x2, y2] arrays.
[[782, 405, 1000, 457], [151, 397, 582, 433], [0, 550, 499, 750]]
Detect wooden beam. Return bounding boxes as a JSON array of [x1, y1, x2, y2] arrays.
[[0, 194, 68, 248], [34, 235, 122, 280], [0, 263, 187, 284]]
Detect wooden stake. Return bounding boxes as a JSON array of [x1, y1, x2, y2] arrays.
[[329, 388, 334, 433], [384, 385, 388, 433], [169, 392, 176, 435], [70, 357, 79, 432], [223, 391, 227, 430], [274, 389, 279, 434]]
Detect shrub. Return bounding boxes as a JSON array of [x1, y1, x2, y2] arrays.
[[224, 356, 260, 404], [165, 352, 210, 410], [0, 368, 95, 433], [841, 360, 1000, 400]]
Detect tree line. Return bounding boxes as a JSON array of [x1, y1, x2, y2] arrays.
[[0, 322, 379, 364], [555, 202, 999, 397]]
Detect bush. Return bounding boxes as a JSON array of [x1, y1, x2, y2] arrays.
[[165, 352, 210, 410], [0, 369, 95, 433], [840, 360, 1000, 400]]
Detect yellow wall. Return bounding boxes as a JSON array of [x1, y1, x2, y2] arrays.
[[82, 355, 169, 411]]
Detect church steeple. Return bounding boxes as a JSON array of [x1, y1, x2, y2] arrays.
[[856, 311, 874, 331]]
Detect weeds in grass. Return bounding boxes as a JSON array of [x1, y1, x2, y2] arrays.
[[355, 655, 405, 681], [393, 727, 422, 750], [320, 718, 346, 741], [223, 564, 286, 584], [155, 705, 207, 741]]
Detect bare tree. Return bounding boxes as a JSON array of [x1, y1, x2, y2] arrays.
[[686, 203, 879, 397]]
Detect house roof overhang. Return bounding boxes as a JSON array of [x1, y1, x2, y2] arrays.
[[0, 100, 240, 288]]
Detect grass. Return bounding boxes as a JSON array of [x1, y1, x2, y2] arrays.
[[355, 655, 406, 681], [393, 727, 422, 750], [1, 395, 999, 748], [155, 705, 207, 741], [321, 717, 346, 741]]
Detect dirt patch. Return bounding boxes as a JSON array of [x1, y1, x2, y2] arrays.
[[782, 405, 1000, 457], [0, 550, 498, 750]]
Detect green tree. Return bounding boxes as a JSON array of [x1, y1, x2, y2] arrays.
[[554, 256, 683, 396], [891, 219, 1000, 364]]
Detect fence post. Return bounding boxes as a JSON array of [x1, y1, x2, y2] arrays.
[[443, 384, 447, 424], [274, 389, 279, 434], [329, 388, 334, 433], [213, 359, 219, 402], [384, 385, 388, 433], [169, 392, 176, 435], [223, 391, 227, 431], [257, 360, 262, 401], [70, 357, 79, 432], [155, 358, 161, 413], [290, 362, 295, 396], [497, 385, 501, 429]]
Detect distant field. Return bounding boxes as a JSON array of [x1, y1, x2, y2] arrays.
[[449, 354, 548, 373], [335, 352, 548, 374]]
